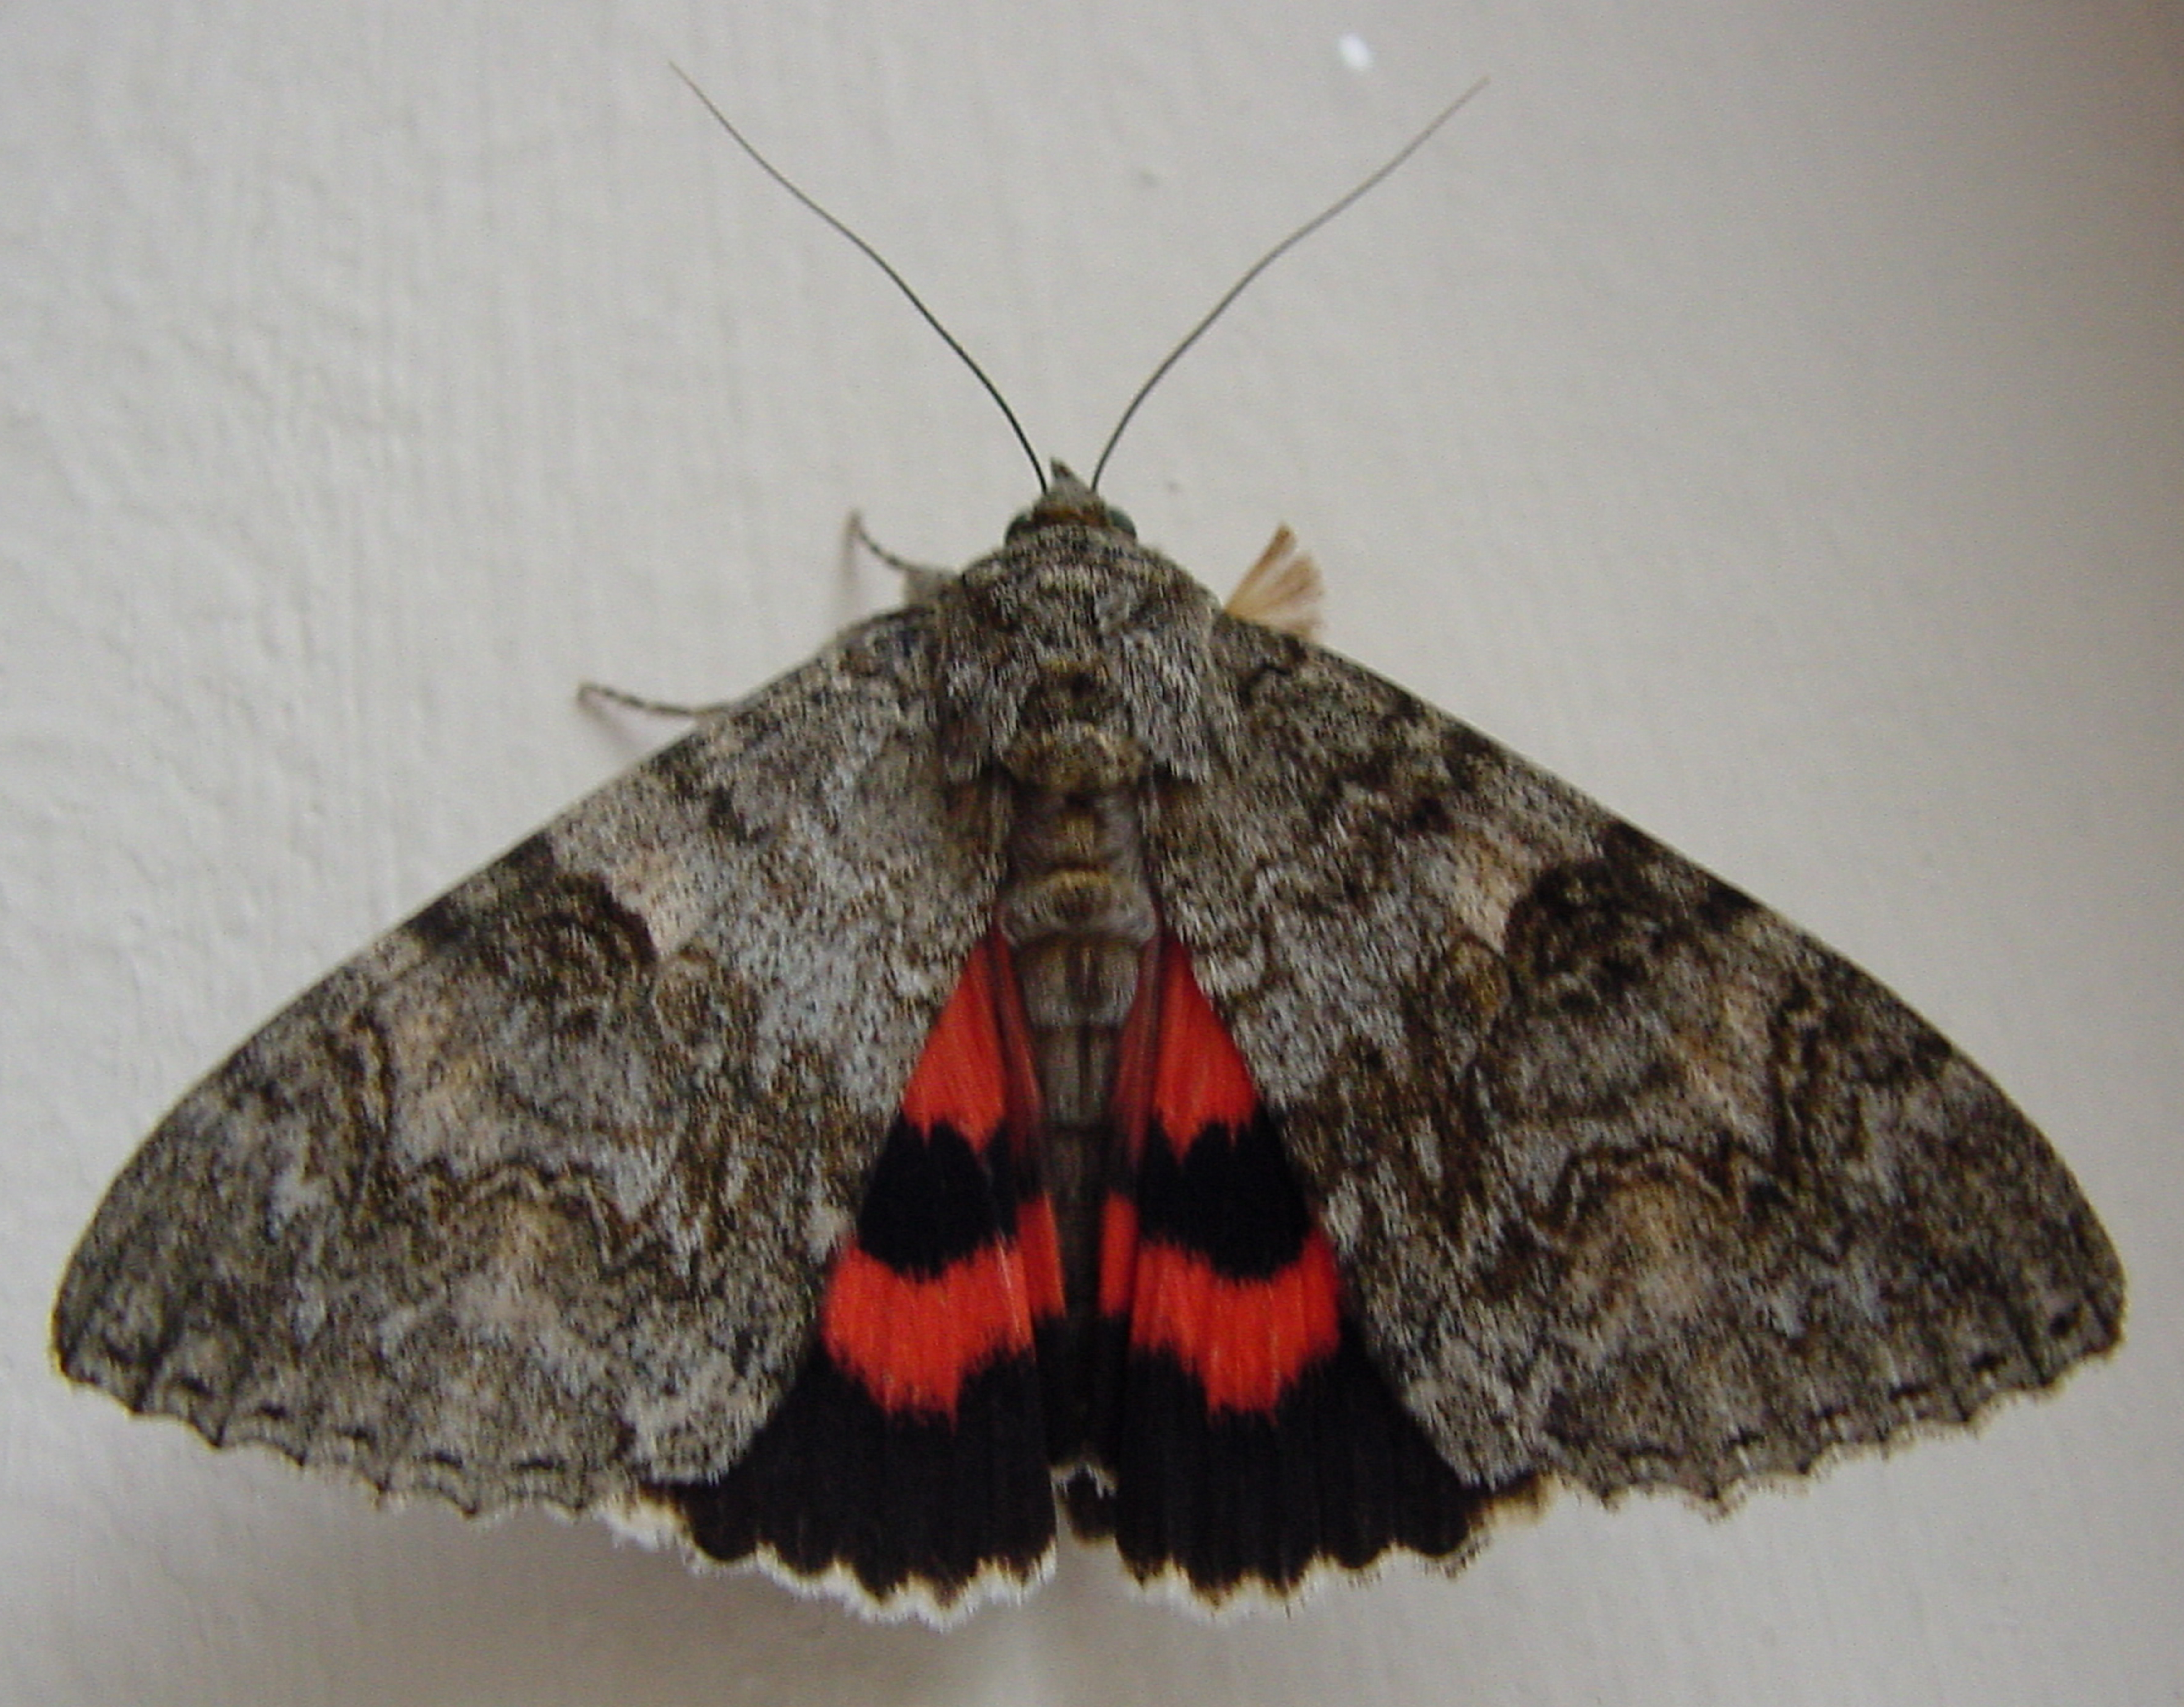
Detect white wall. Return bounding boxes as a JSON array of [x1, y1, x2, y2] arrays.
[[4, 2, 2178, 1704]]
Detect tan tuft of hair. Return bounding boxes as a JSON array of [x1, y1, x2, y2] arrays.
[[1223, 526, 1324, 640]]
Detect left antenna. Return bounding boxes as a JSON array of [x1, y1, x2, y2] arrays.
[[673, 66, 1046, 495]]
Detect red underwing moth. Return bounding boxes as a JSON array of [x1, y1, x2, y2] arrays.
[[53, 86, 2122, 1626]]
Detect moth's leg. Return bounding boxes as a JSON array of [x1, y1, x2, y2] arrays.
[[576, 682, 732, 721], [847, 511, 954, 605], [578, 510, 953, 722]]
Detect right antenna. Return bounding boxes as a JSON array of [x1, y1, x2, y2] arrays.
[[1090, 77, 1490, 492]]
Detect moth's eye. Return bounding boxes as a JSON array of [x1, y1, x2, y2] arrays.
[[1104, 504, 1137, 538]]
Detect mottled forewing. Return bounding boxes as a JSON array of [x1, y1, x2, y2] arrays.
[[54, 610, 1002, 1514], [1148, 615, 2123, 1500]]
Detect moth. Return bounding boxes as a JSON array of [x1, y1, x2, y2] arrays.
[[54, 89, 2122, 1626]]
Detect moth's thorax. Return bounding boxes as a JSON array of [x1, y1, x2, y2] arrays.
[[932, 523, 1222, 789]]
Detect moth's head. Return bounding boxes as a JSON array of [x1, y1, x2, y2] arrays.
[[1002, 465, 1136, 542], [930, 469, 1222, 788]]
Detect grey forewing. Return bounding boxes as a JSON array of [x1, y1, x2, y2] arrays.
[[1148, 612, 2123, 1499], [53, 610, 1004, 1512]]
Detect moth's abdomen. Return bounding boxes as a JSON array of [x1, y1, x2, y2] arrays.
[[997, 771, 1155, 1115], [996, 770, 1156, 1355]]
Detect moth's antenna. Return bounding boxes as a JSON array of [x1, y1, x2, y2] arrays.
[[673, 66, 1046, 494], [1090, 77, 1490, 492]]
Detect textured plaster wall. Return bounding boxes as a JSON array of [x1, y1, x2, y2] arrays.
[[3, 2, 2179, 1704]]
